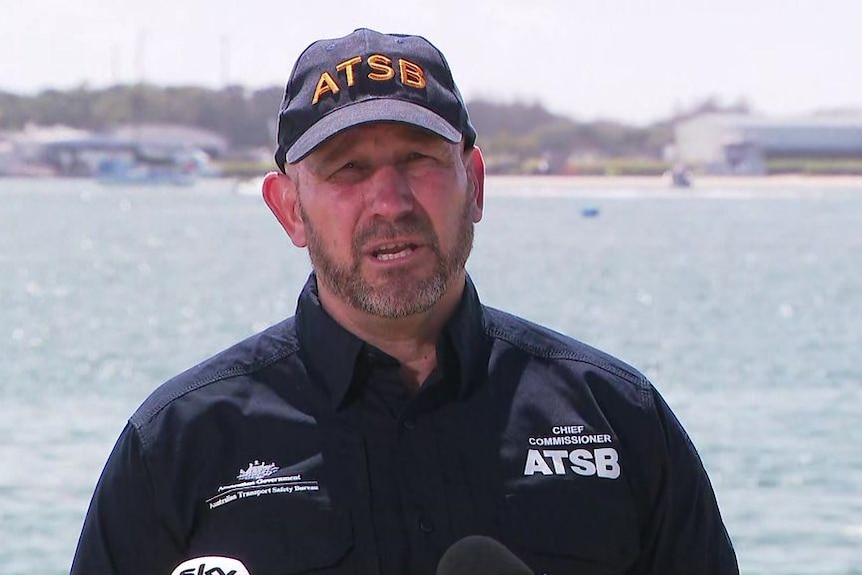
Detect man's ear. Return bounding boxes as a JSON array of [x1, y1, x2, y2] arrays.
[[466, 146, 485, 223], [261, 171, 307, 247]]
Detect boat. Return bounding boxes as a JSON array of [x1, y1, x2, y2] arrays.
[[97, 147, 209, 186], [669, 166, 692, 188]]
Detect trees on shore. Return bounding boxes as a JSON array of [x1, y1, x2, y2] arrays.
[[0, 85, 749, 174]]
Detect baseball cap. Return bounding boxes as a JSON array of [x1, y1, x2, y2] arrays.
[[274, 28, 476, 171]]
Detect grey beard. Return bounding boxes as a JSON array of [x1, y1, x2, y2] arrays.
[[302, 199, 474, 318]]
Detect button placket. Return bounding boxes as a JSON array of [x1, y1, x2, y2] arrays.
[[418, 516, 435, 533]]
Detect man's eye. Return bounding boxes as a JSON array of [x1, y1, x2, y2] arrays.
[[328, 161, 365, 182]]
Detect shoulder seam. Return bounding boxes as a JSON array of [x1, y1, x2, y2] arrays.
[[132, 343, 300, 438], [485, 323, 651, 395]]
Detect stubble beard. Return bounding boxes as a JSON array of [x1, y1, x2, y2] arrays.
[[302, 197, 475, 319]]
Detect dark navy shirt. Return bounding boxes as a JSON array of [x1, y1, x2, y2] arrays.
[[72, 275, 738, 575]]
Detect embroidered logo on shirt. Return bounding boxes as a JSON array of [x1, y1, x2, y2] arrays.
[[206, 459, 322, 511], [522, 424, 621, 479], [236, 460, 280, 481], [170, 556, 250, 575]]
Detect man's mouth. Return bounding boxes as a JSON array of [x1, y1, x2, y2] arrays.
[[371, 243, 418, 261]]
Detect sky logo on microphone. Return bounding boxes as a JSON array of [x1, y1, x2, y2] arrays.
[[170, 556, 250, 575]]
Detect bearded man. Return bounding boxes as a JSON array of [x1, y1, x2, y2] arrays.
[[72, 28, 738, 575]]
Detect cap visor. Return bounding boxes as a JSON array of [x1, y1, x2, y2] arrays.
[[286, 99, 463, 164]]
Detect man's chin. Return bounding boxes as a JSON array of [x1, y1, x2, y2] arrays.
[[353, 276, 448, 318], [360, 265, 437, 292]]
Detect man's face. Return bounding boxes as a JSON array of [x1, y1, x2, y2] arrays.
[[289, 123, 483, 318]]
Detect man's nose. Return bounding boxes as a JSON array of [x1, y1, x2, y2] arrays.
[[365, 165, 414, 219]]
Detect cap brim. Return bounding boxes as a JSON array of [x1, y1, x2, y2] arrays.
[[285, 99, 463, 164]]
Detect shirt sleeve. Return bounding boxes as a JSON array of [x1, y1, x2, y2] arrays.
[[71, 421, 182, 575], [635, 385, 740, 574]]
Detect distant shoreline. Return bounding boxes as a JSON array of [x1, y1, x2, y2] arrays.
[[486, 174, 862, 190], [3, 175, 861, 197]]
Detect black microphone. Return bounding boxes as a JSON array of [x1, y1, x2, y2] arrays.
[[436, 535, 533, 575]]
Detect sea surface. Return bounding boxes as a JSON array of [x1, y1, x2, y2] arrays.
[[1, 177, 860, 574]]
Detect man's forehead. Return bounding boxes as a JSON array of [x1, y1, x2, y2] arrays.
[[304, 123, 451, 163]]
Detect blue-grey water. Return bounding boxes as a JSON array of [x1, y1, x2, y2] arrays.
[[1, 177, 860, 574]]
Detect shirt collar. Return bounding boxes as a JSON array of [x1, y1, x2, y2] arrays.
[[441, 273, 490, 399], [295, 273, 489, 409], [295, 274, 365, 408]]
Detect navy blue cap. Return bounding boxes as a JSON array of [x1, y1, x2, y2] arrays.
[[275, 28, 476, 171]]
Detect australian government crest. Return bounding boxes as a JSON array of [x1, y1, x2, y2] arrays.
[[236, 460, 280, 481], [205, 459, 320, 511]]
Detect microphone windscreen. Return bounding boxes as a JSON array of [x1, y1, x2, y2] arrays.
[[436, 535, 533, 575]]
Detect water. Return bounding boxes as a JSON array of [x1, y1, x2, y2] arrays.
[[2, 178, 861, 574]]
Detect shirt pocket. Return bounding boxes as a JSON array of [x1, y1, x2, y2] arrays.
[[500, 482, 640, 575], [190, 490, 354, 574]]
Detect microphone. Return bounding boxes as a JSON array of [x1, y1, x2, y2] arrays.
[[436, 535, 533, 575]]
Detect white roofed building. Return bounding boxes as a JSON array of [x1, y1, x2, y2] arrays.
[[674, 113, 862, 174]]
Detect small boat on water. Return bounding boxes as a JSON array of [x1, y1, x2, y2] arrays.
[[668, 166, 692, 188], [97, 148, 212, 186]]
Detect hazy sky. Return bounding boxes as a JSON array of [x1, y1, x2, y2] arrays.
[[3, 0, 860, 124]]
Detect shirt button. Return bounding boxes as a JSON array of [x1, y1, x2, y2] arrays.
[[418, 517, 435, 533]]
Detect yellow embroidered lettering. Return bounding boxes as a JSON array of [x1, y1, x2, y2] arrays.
[[312, 72, 340, 105], [398, 59, 426, 89], [336, 56, 362, 87], [367, 54, 395, 81]]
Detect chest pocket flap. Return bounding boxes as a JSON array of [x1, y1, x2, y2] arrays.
[[191, 492, 354, 574], [501, 482, 640, 574]]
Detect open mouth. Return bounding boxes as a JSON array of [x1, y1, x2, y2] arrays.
[[371, 243, 418, 262]]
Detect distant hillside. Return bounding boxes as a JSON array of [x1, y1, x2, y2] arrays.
[[466, 99, 666, 173]]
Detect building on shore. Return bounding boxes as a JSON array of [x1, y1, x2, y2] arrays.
[[0, 124, 93, 176], [674, 113, 862, 174], [0, 123, 225, 178]]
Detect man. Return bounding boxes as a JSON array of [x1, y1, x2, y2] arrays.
[[72, 28, 738, 575]]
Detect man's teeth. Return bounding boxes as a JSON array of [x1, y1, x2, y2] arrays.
[[375, 245, 413, 261]]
